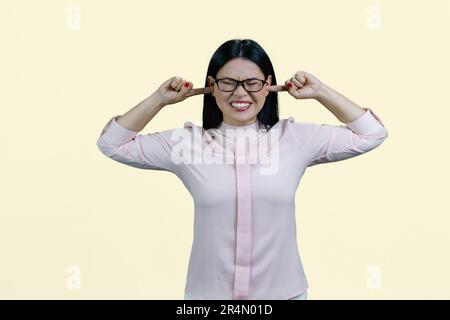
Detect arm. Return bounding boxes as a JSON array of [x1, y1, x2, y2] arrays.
[[303, 108, 388, 167], [290, 82, 388, 167], [315, 82, 367, 124], [96, 94, 180, 172], [116, 93, 166, 132]]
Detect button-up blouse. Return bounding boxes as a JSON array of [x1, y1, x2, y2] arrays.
[[96, 107, 388, 300]]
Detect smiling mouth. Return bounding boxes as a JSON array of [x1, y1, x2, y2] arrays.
[[229, 102, 252, 111]]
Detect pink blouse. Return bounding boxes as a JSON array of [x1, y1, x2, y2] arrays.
[[96, 107, 388, 300]]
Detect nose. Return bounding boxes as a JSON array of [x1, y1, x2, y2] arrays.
[[234, 82, 248, 95]]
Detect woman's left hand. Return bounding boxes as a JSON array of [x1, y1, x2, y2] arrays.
[[280, 71, 323, 100]]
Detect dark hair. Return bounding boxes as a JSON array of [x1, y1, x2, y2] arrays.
[[202, 39, 280, 131]]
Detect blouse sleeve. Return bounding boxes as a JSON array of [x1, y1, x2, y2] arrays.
[[96, 115, 180, 173], [291, 108, 388, 167]]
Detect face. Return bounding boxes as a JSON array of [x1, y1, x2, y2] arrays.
[[208, 58, 272, 126]]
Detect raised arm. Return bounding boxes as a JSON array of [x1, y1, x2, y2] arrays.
[[96, 76, 212, 172], [290, 108, 388, 167]]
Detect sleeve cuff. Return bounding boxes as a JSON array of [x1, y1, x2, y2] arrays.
[[344, 108, 386, 136], [99, 115, 139, 146]]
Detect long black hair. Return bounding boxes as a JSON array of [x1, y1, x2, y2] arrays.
[[202, 39, 280, 131]]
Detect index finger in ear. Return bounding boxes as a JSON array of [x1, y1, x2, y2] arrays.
[[185, 86, 214, 97], [267, 85, 287, 92]]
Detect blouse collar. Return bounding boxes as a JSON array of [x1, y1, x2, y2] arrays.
[[218, 119, 261, 134]]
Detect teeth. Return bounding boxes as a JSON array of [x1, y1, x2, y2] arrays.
[[230, 103, 251, 108]]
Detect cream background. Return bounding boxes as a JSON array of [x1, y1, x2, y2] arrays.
[[0, 0, 449, 299]]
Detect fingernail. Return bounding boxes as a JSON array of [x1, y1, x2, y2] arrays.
[[184, 82, 190, 88], [287, 83, 292, 88]]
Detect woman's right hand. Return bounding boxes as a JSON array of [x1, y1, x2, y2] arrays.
[[153, 76, 197, 107]]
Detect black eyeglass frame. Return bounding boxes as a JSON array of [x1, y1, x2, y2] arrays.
[[213, 77, 269, 92]]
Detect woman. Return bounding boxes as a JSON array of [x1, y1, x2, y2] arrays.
[[96, 39, 388, 300]]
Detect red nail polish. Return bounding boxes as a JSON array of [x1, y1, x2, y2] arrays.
[[184, 82, 189, 88], [287, 83, 292, 88]]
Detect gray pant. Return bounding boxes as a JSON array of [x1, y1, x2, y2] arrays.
[[288, 290, 308, 300], [184, 290, 308, 300]]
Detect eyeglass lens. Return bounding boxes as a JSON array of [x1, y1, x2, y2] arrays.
[[217, 79, 264, 92]]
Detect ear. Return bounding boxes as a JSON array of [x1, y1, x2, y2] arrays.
[[207, 76, 215, 96], [265, 75, 272, 96]]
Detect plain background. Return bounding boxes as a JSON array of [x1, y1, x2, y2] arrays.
[[1, 0, 449, 299]]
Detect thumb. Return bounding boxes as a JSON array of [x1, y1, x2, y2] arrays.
[[180, 81, 193, 96]]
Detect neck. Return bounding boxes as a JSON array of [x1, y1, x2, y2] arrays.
[[219, 119, 259, 130]]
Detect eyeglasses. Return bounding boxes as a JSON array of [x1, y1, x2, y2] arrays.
[[214, 77, 267, 92]]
